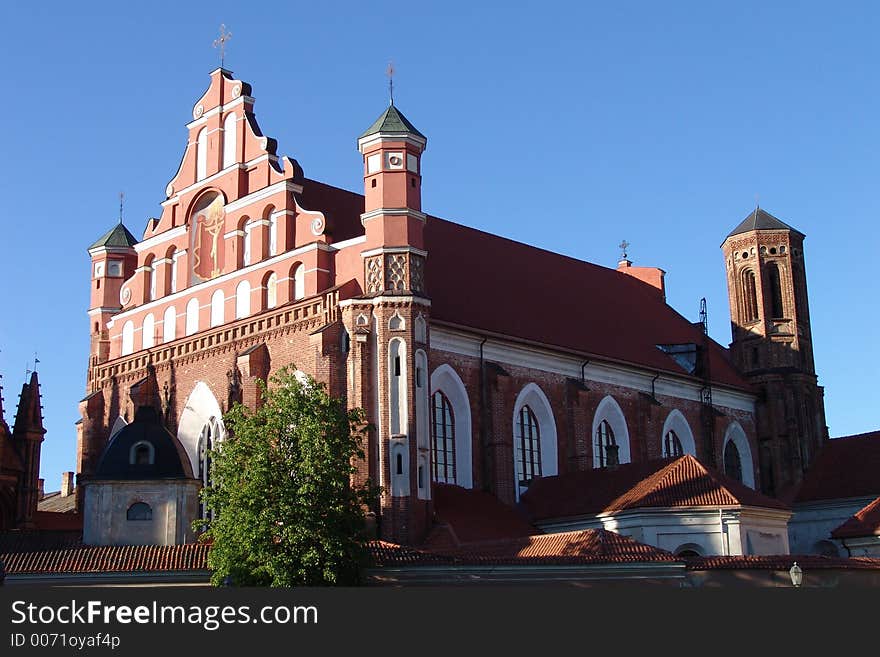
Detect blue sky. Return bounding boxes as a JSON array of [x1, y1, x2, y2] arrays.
[[1, 1, 877, 490]]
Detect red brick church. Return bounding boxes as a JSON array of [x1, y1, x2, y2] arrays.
[[74, 66, 829, 551]]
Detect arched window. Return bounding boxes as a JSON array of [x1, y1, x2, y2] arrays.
[[129, 440, 155, 466], [265, 272, 278, 309], [198, 418, 219, 520], [167, 247, 178, 294], [196, 128, 207, 181], [293, 264, 305, 300], [768, 262, 784, 318], [742, 270, 758, 322], [222, 112, 236, 169], [142, 313, 155, 349], [235, 280, 250, 319], [126, 502, 152, 521], [243, 222, 252, 266], [431, 391, 456, 484], [210, 290, 224, 327], [121, 320, 135, 356], [724, 439, 743, 483], [185, 298, 199, 336], [596, 419, 618, 467], [431, 364, 474, 489], [664, 430, 683, 458], [515, 405, 542, 488], [144, 256, 156, 302], [269, 214, 278, 256], [163, 306, 177, 343]]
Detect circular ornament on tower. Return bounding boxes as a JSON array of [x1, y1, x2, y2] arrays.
[[193, 104, 204, 120]]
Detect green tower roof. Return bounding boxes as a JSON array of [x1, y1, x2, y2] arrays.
[[88, 223, 139, 250], [359, 104, 425, 140]]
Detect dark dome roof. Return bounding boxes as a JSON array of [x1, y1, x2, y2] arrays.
[[94, 407, 194, 480]]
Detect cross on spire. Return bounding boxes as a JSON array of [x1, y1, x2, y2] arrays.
[[213, 24, 232, 69], [387, 61, 395, 106], [118, 191, 124, 224], [619, 239, 630, 260]]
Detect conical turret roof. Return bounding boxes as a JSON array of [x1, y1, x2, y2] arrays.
[[88, 223, 138, 250]]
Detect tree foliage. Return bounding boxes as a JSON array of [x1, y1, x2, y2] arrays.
[[198, 366, 375, 586]]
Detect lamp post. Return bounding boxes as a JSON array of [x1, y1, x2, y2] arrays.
[[789, 561, 803, 587]]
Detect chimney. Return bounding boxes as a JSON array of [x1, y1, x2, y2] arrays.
[[38, 478, 44, 499], [61, 471, 75, 497]]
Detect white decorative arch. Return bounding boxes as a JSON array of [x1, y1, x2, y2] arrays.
[[293, 264, 305, 300], [121, 320, 135, 356], [512, 382, 558, 499], [210, 290, 224, 327], [722, 421, 755, 488], [235, 280, 251, 319], [222, 112, 237, 169], [660, 409, 697, 457], [185, 298, 199, 335], [178, 382, 225, 476], [163, 306, 177, 343], [196, 127, 207, 180], [430, 364, 473, 489], [591, 395, 631, 468], [142, 313, 155, 349]]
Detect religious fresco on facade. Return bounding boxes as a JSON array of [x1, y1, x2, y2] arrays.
[[191, 192, 226, 281]]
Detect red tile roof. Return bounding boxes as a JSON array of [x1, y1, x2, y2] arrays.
[[425, 217, 752, 390], [438, 529, 676, 565], [37, 491, 77, 514], [684, 554, 880, 571], [306, 180, 751, 390], [792, 431, 880, 503], [0, 530, 83, 554], [521, 455, 788, 522], [2, 543, 210, 575], [831, 496, 880, 539], [425, 483, 537, 548], [373, 530, 675, 566]]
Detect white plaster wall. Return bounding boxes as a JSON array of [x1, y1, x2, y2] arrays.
[[540, 507, 791, 556], [788, 497, 875, 554], [83, 480, 201, 546]]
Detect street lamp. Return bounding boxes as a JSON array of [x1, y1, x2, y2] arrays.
[[789, 561, 803, 587]]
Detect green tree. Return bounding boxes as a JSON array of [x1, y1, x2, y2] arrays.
[[198, 365, 376, 586]]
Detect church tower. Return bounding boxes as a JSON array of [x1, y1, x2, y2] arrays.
[[722, 208, 828, 496], [349, 102, 431, 543], [87, 223, 138, 368]]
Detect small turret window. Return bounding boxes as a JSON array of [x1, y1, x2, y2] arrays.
[[129, 441, 155, 466], [127, 502, 152, 521]]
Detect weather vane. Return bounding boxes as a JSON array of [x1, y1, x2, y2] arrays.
[[213, 24, 232, 68], [387, 61, 395, 106], [119, 191, 125, 224], [619, 239, 630, 260]]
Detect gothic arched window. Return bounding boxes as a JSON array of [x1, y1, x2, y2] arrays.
[[198, 419, 219, 520], [768, 262, 785, 318], [596, 419, 617, 467], [664, 430, 683, 458], [515, 405, 541, 487], [724, 439, 743, 483], [431, 391, 456, 484], [742, 269, 759, 322]]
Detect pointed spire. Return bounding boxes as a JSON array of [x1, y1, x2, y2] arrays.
[[13, 371, 45, 437], [387, 61, 395, 107]]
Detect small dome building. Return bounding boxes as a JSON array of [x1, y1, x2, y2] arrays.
[[82, 406, 200, 546]]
